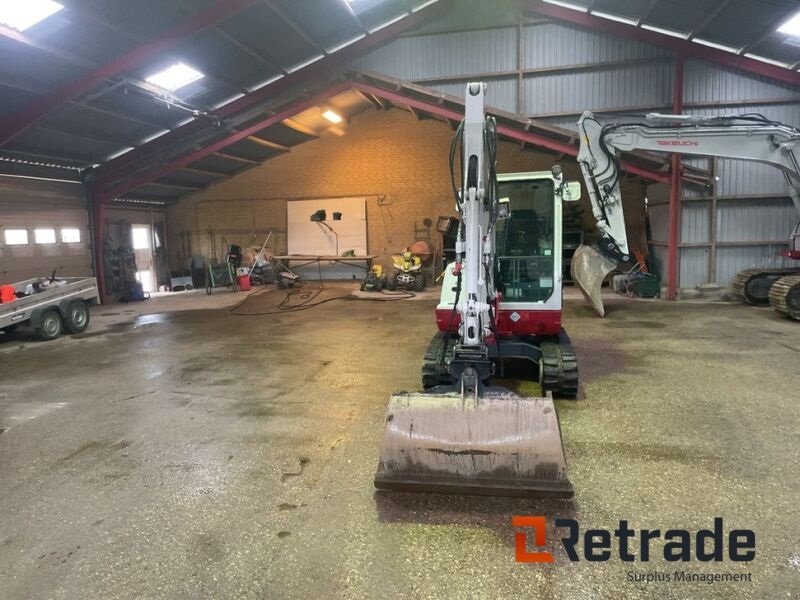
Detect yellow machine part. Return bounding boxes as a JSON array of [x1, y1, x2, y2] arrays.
[[374, 390, 573, 498], [570, 244, 618, 317]]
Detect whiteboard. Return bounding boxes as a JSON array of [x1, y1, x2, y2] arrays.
[[286, 197, 368, 280], [287, 197, 367, 256]]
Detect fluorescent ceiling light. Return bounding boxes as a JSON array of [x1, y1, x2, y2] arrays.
[[692, 38, 739, 53], [145, 62, 204, 92], [0, 0, 63, 31], [105, 147, 134, 161], [322, 109, 343, 124], [541, 0, 587, 13], [248, 74, 284, 93], [743, 53, 791, 68], [326, 33, 366, 54], [287, 54, 324, 74], [777, 11, 800, 37], [641, 24, 688, 39], [412, 0, 438, 13], [591, 10, 637, 25], [367, 12, 409, 34]]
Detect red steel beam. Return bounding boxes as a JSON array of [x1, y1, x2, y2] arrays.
[[667, 56, 685, 301], [99, 76, 671, 201], [101, 82, 353, 199], [93, 0, 451, 187], [0, 0, 258, 147], [353, 81, 671, 184], [520, 0, 800, 87]]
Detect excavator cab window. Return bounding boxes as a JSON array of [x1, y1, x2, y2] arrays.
[[495, 179, 555, 303]]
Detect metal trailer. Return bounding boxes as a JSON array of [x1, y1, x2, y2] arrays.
[[0, 277, 100, 341]]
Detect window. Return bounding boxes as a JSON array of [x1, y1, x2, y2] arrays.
[[61, 228, 81, 243], [0, 0, 63, 32], [4, 229, 29, 245], [145, 62, 204, 92], [34, 228, 57, 244], [495, 179, 556, 303], [132, 226, 150, 250], [778, 12, 800, 38]]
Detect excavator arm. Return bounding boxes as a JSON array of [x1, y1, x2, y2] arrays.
[[574, 111, 800, 316]]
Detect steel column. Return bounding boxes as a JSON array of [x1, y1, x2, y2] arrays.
[[89, 189, 107, 300], [667, 56, 684, 301]]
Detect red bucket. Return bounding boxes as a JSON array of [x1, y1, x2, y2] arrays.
[[0, 285, 15, 304], [237, 275, 252, 291]]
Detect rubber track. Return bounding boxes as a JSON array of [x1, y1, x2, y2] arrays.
[[769, 275, 800, 321], [731, 268, 798, 305], [421, 331, 455, 389], [540, 329, 579, 398]]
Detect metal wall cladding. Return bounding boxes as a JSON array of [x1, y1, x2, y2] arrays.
[[522, 22, 669, 68], [524, 62, 674, 116], [432, 78, 518, 114], [716, 245, 796, 286], [680, 246, 711, 288], [682, 156, 713, 199], [685, 103, 800, 197], [681, 201, 711, 243], [683, 60, 798, 104], [351, 27, 518, 81], [716, 197, 797, 243]]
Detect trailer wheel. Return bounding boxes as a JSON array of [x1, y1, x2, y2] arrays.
[[37, 310, 63, 341], [65, 300, 90, 333]]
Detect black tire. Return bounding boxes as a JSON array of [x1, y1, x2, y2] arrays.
[[386, 275, 398, 291], [411, 275, 425, 292], [64, 300, 90, 334], [37, 310, 63, 341]]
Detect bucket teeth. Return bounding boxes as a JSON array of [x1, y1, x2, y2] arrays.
[[570, 245, 618, 317], [374, 390, 573, 498]]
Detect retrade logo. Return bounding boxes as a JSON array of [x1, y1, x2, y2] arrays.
[[512, 516, 553, 563], [513, 517, 755, 563]]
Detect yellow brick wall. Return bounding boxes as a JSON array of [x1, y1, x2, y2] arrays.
[[167, 108, 646, 271]]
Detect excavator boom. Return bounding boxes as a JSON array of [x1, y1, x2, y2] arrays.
[[574, 111, 800, 316]]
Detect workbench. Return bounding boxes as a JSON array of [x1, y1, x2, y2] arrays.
[[270, 255, 378, 276]]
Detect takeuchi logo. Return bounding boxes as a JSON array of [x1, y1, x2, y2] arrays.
[[513, 517, 755, 563], [656, 140, 700, 147]]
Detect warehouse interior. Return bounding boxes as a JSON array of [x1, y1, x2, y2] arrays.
[[0, 0, 799, 598]]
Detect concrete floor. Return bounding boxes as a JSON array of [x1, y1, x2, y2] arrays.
[[0, 286, 798, 599]]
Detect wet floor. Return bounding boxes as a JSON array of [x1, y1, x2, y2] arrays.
[[0, 287, 798, 598]]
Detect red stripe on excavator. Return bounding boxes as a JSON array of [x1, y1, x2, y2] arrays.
[[435, 309, 562, 337]]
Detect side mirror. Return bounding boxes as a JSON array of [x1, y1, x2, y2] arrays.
[[559, 181, 582, 202]]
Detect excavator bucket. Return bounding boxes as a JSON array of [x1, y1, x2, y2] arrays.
[[570, 244, 618, 317], [374, 389, 573, 498]]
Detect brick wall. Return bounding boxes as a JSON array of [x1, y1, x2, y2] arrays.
[[167, 108, 646, 271]]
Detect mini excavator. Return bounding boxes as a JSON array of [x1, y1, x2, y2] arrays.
[[374, 83, 582, 497]]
